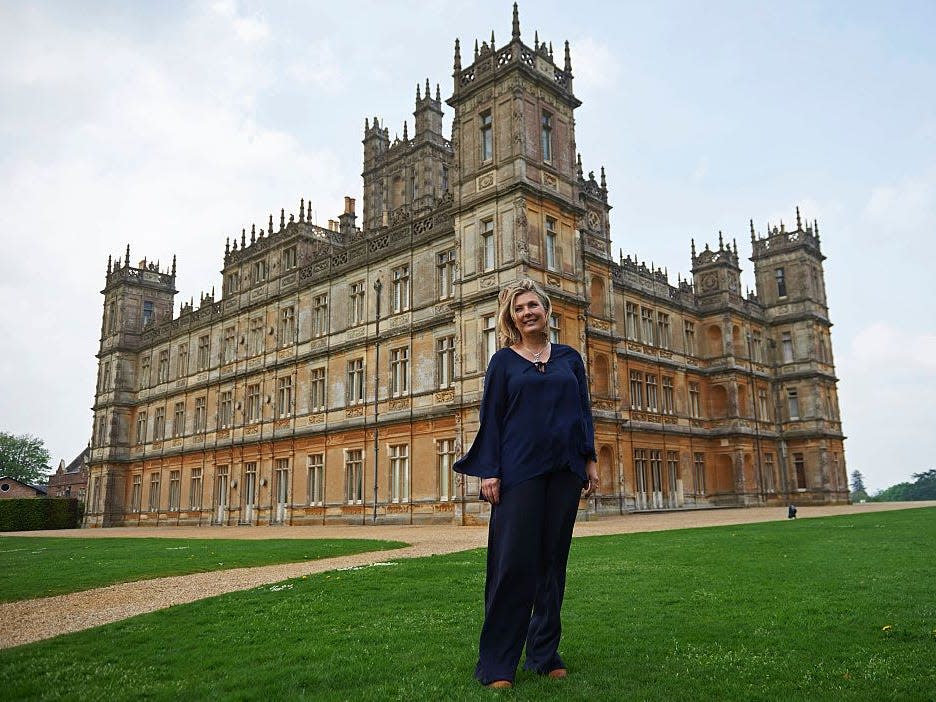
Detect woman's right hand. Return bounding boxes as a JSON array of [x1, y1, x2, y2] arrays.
[[481, 477, 502, 505]]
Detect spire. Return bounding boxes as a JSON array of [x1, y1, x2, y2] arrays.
[[750, 219, 756, 243], [403, 120, 408, 140], [124, 244, 130, 267], [454, 38, 461, 71], [280, 208, 285, 230], [576, 153, 583, 178], [225, 237, 230, 255], [251, 223, 256, 243], [732, 238, 738, 256], [106, 255, 112, 275], [600, 166, 607, 191], [300, 198, 305, 223], [796, 206, 802, 230], [549, 42, 553, 60], [564, 40, 572, 72], [364, 117, 369, 133], [718, 230, 724, 249], [268, 214, 274, 235], [416, 82, 421, 101], [171, 254, 176, 276], [474, 39, 479, 60], [425, 77, 430, 98], [241, 228, 246, 248], [512, 2, 520, 40], [691, 238, 696, 258], [534, 31, 539, 50], [814, 219, 820, 239], [435, 83, 440, 101]]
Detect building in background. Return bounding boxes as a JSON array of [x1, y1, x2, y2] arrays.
[[85, 6, 846, 527], [47, 447, 90, 501]]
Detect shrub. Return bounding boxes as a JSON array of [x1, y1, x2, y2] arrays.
[[0, 498, 82, 531]]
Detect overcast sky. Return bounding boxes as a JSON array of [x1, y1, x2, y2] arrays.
[[1, 1, 933, 493]]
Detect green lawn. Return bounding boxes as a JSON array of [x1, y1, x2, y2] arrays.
[[0, 537, 406, 602], [1, 508, 934, 701]]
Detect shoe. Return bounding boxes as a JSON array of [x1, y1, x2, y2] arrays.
[[486, 680, 513, 689], [547, 668, 568, 679]]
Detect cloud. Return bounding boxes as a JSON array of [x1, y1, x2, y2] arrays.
[[568, 36, 621, 91], [864, 166, 936, 237], [210, 1, 270, 43], [843, 323, 936, 375]]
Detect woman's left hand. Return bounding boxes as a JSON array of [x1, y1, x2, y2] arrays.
[[583, 460, 599, 497]]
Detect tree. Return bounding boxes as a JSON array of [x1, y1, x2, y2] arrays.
[[850, 470, 868, 501], [0, 432, 52, 484], [871, 469, 936, 502]]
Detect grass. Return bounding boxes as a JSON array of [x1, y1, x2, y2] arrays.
[[0, 537, 407, 602], [1, 508, 934, 701]]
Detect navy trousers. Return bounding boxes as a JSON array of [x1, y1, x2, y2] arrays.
[[474, 469, 583, 685]]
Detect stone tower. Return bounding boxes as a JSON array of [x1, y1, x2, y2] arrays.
[[91, 248, 177, 525], [750, 211, 845, 497]]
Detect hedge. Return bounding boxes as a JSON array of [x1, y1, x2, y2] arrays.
[[0, 498, 83, 531]]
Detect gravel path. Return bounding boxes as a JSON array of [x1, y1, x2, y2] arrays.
[[1, 501, 931, 650]]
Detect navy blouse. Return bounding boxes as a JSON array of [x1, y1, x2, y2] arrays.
[[453, 343, 597, 491]]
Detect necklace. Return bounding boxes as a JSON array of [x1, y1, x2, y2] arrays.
[[522, 340, 550, 363]]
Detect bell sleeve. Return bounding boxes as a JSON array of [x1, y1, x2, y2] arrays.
[[574, 352, 598, 463], [452, 352, 507, 479]]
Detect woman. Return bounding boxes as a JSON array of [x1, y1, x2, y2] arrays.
[[454, 278, 599, 689]]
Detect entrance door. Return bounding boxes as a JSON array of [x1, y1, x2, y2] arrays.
[[274, 468, 288, 523], [215, 469, 229, 524], [244, 468, 257, 524]]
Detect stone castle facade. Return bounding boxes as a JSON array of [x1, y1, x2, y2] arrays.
[[85, 6, 847, 527]]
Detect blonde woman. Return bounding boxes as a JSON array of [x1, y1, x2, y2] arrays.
[[454, 278, 598, 689]]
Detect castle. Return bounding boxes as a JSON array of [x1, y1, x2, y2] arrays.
[[85, 6, 847, 527]]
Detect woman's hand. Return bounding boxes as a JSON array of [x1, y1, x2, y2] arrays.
[[583, 461, 599, 497], [481, 477, 502, 505]]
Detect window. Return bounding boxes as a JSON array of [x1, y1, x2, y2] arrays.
[[640, 308, 655, 345], [437, 251, 456, 300], [282, 245, 297, 271], [781, 332, 794, 363], [222, 326, 236, 363], [157, 349, 170, 383], [764, 453, 776, 493], [313, 295, 329, 337], [481, 220, 495, 271], [437, 336, 455, 388], [194, 397, 207, 432], [279, 307, 295, 346], [629, 371, 644, 410], [219, 390, 233, 428], [545, 217, 557, 270], [308, 454, 324, 506], [136, 411, 147, 445], [645, 374, 658, 412], [148, 472, 160, 512], [787, 387, 800, 420], [246, 384, 261, 422], [689, 382, 701, 418], [438, 438, 456, 501], [634, 448, 647, 495], [347, 358, 365, 405], [172, 401, 185, 438], [176, 343, 188, 378], [107, 301, 118, 333], [189, 468, 203, 510], [442, 164, 449, 192], [140, 355, 152, 388], [540, 111, 553, 161], [757, 388, 769, 421], [625, 303, 639, 341], [480, 110, 493, 161], [389, 444, 410, 503], [252, 259, 267, 284], [197, 335, 210, 371], [390, 347, 409, 396], [694, 453, 706, 494], [410, 167, 417, 201], [168, 470, 181, 511], [95, 415, 106, 447], [274, 459, 289, 511], [277, 376, 293, 417], [225, 272, 239, 295], [345, 449, 363, 504], [662, 376, 675, 414], [684, 321, 696, 356], [794, 452, 807, 489], [667, 451, 679, 495], [549, 314, 561, 344], [98, 361, 110, 393], [483, 315, 497, 366], [153, 407, 166, 441], [142, 300, 155, 327], [751, 330, 763, 363], [249, 317, 264, 356], [310, 367, 326, 411], [349, 281, 366, 326], [657, 312, 671, 349], [775, 267, 787, 298], [130, 475, 142, 513], [392, 265, 410, 313]]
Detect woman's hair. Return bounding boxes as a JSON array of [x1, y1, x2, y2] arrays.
[[495, 278, 552, 347]]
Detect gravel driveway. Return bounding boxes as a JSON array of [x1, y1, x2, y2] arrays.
[[1, 501, 931, 650]]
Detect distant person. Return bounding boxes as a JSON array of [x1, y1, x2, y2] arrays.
[[788, 504, 798, 519], [454, 278, 599, 690]]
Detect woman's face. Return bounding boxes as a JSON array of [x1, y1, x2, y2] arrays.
[[511, 291, 548, 338]]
